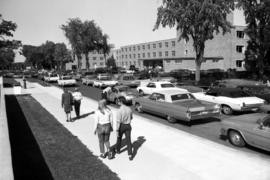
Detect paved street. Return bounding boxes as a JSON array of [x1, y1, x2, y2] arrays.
[[6, 79, 270, 180]]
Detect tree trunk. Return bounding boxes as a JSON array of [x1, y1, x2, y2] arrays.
[[195, 62, 201, 83], [85, 53, 89, 70]]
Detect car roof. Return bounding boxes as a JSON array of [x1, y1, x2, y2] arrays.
[[149, 81, 172, 85], [154, 89, 189, 95], [210, 87, 243, 92], [114, 85, 129, 89]]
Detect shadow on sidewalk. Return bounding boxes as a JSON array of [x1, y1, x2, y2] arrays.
[[112, 136, 146, 159], [71, 111, 95, 122]]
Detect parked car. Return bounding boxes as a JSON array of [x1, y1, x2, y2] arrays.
[[169, 69, 193, 80], [81, 74, 97, 86], [117, 74, 140, 87], [93, 75, 118, 88], [237, 85, 270, 104], [220, 113, 270, 151], [44, 73, 59, 82], [212, 79, 263, 88], [4, 72, 14, 78], [104, 85, 137, 105], [57, 75, 76, 86], [193, 87, 265, 115], [13, 72, 23, 78], [134, 89, 220, 123], [137, 81, 188, 96]]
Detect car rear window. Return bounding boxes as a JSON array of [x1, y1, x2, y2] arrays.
[[99, 76, 111, 80], [161, 83, 175, 88], [50, 74, 58, 77], [227, 90, 250, 98], [171, 93, 195, 101]]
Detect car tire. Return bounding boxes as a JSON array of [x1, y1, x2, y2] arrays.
[[139, 90, 144, 96], [222, 105, 233, 115], [228, 130, 246, 147], [167, 115, 177, 123], [135, 103, 143, 113]]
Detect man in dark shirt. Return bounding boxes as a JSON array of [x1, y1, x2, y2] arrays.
[[61, 88, 73, 122]]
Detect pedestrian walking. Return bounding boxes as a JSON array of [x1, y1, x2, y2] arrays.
[[93, 99, 113, 159], [72, 88, 82, 118], [115, 98, 133, 160], [61, 88, 73, 122]]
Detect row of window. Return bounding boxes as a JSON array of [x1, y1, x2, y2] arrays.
[[117, 61, 141, 67], [117, 41, 176, 54], [92, 56, 104, 60], [117, 51, 176, 60]]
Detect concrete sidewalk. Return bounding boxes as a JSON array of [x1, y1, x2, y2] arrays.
[[9, 80, 270, 180]]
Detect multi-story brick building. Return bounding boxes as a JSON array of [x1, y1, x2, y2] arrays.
[[67, 12, 248, 72]]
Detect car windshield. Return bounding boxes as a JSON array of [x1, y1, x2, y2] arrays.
[[119, 86, 130, 92], [50, 74, 58, 77], [171, 93, 195, 101], [123, 76, 134, 80], [228, 90, 250, 98], [161, 83, 175, 88], [99, 76, 111, 80], [62, 76, 72, 80]]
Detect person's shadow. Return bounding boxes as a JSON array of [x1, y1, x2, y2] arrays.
[[112, 136, 146, 159], [71, 111, 95, 122]]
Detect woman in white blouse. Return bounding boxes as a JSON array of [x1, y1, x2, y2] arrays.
[[93, 99, 113, 159]]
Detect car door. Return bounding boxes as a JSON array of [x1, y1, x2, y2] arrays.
[[251, 117, 270, 150], [142, 93, 159, 113], [145, 83, 156, 94]]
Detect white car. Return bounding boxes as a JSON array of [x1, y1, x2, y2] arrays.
[[81, 75, 96, 86], [93, 75, 118, 88], [44, 73, 59, 82], [137, 81, 188, 96], [193, 87, 265, 115], [57, 75, 76, 86]]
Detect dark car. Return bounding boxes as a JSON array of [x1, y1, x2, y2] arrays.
[[169, 69, 193, 80], [237, 85, 270, 103]]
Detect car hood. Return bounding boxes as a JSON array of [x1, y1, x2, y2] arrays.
[[172, 100, 216, 111], [222, 113, 268, 125]]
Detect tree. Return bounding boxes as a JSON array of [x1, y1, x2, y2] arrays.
[[97, 34, 114, 68], [61, 18, 84, 71], [154, 0, 234, 82], [41, 41, 56, 69], [54, 43, 72, 71], [237, 0, 270, 79], [22, 45, 42, 68], [81, 20, 103, 70], [106, 55, 116, 68], [0, 14, 21, 69]]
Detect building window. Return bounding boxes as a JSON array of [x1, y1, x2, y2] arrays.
[[122, 55, 124, 58], [147, 44, 150, 49], [142, 53, 145, 58], [236, 60, 243, 67], [133, 54, 136, 58], [93, 57, 97, 60], [153, 52, 156, 57], [125, 55, 128, 58], [236, 45, 244, 53], [100, 62, 104, 66], [134, 61, 136, 65], [236, 31, 244, 38], [175, 60, 182, 64], [137, 45, 140, 51], [129, 47, 131, 51], [125, 62, 128, 66], [138, 54, 141, 58], [165, 60, 170, 63], [212, 59, 219, 63], [100, 57, 103, 60], [172, 41, 175, 47], [125, 48, 127, 52], [153, 43, 156, 48], [129, 61, 132, 65], [147, 52, 151, 58], [129, 54, 132, 59], [165, 51, 168, 57], [138, 61, 141, 67], [159, 42, 162, 48], [142, 45, 145, 50], [172, 51, 176, 56], [165, 42, 168, 47], [122, 62, 124, 66], [159, 52, 162, 57], [184, 50, 188, 55], [133, 46, 136, 51]]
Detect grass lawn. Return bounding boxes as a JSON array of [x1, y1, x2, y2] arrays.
[[6, 95, 119, 180]]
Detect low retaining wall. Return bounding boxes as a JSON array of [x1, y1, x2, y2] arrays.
[[0, 77, 14, 180]]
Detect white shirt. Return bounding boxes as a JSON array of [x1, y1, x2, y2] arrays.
[[93, 109, 113, 133], [72, 91, 82, 101]]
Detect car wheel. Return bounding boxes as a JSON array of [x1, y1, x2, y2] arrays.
[[135, 103, 143, 113], [167, 115, 177, 123], [139, 90, 144, 96], [222, 105, 233, 115], [228, 130, 246, 147]]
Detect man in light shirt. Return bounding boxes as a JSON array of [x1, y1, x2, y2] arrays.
[[115, 98, 133, 160], [72, 88, 82, 119]]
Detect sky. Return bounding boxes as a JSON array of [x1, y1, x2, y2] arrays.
[[0, 0, 245, 62]]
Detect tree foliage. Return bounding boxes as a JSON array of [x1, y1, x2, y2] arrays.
[[0, 14, 21, 69], [106, 55, 116, 68], [154, 0, 234, 82], [236, 0, 270, 79]]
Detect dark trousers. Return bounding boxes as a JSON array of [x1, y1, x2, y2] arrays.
[[74, 100, 81, 117], [116, 123, 132, 156]]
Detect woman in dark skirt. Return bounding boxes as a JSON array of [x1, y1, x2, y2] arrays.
[[61, 88, 73, 122]]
